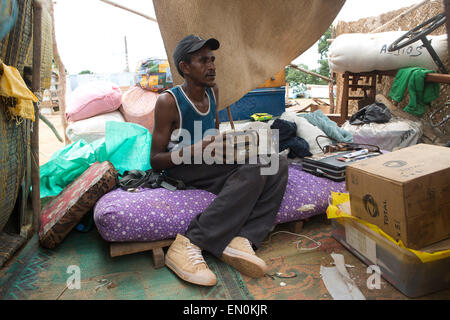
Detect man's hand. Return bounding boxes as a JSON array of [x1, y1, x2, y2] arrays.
[[202, 132, 236, 164]]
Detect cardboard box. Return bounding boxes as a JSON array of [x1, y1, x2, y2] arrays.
[[346, 144, 450, 250]]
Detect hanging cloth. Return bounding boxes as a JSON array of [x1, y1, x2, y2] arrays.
[[389, 67, 440, 117], [0, 61, 37, 121]]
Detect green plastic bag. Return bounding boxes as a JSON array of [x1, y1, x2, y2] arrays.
[[39, 121, 151, 198]]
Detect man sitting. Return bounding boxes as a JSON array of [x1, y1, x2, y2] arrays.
[[150, 34, 288, 286]]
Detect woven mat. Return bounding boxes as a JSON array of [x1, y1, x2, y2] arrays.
[[0, 104, 28, 231], [153, 0, 345, 110], [0, 232, 26, 269], [0, 0, 53, 89], [0, 230, 252, 300]]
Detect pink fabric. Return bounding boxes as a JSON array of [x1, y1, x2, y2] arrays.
[[66, 81, 122, 122], [119, 86, 158, 134]]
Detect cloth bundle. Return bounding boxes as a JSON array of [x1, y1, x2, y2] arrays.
[[0, 61, 37, 121], [270, 118, 312, 159]]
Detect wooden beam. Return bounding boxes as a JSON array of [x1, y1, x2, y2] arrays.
[[425, 73, 450, 83], [288, 64, 334, 83], [110, 239, 173, 257], [340, 72, 350, 122], [50, 1, 69, 144], [369, 0, 430, 33], [99, 0, 157, 22]]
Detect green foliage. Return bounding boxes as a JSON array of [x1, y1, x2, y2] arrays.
[[286, 64, 310, 85], [318, 26, 331, 59], [317, 26, 332, 78], [287, 26, 332, 86], [285, 65, 327, 86], [317, 59, 330, 81], [79, 70, 93, 75]]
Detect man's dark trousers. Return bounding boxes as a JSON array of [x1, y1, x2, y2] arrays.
[[166, 155, 289, 258]]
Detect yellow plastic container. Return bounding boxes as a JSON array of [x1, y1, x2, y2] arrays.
[[332, 217, 450, 297]]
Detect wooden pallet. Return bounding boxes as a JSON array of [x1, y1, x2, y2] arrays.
[[108, 220, 306, 269], [110, 239, 174, 269]]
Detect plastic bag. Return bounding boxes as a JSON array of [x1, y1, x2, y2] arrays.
[[326, 192, 450, 263], [40, 121, 151, 198], [135, 58, 173, 92]]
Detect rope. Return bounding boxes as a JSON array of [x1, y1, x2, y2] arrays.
[[264, 230, 322, 252]]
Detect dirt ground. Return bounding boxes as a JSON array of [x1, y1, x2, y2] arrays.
[[38, 111, 66, 166], [286, 98, 332, 113]]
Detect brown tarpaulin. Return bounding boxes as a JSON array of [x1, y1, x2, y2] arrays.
[[153, 0, 345, 110]]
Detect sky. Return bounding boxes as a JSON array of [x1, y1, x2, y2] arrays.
[[53, 0, 426, 75]]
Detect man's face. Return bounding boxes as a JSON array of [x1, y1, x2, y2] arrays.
[[183, 46, 216, 87]]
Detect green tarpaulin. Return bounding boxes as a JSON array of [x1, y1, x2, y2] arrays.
[[39, 121, 151, 198]]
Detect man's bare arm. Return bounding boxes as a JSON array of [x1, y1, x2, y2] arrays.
[[150, 92, 216, 170], [150, 93, 180, 170]]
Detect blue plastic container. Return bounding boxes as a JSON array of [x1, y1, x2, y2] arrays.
[[218, 87, 285, 122]]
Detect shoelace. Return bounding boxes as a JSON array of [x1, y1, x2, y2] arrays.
[[240, 238, 255, 254], [186, 244, 206, 266]]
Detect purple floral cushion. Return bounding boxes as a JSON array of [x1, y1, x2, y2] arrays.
[[94, 164, 345, 242]]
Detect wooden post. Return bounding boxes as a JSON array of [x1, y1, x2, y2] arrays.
[[340, 72, 349, 124], [31, 0, 42, 234], [329, 73, 335, 113], [369, 74, 377, 102], [226, 106, 235, 130], [50, 1, 69, 144]]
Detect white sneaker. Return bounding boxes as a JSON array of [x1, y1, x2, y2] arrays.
[[221, 237, 268, 278], [165, 234, 217, 286]]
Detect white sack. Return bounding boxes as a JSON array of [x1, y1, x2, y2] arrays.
[[328, 32, 447, 73], [66, 111, 125, 143], [341, 117, 423, 151]]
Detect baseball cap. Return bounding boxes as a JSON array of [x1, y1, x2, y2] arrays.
[[173, 34, 220, 76]]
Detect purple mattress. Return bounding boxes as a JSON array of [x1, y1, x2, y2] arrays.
[[94, 164, 345, 242]]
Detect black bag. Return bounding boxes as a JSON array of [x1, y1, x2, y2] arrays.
[[118, 169, 186, 192]]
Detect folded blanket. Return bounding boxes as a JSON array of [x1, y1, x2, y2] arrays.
[[299, 110, 353, 143]]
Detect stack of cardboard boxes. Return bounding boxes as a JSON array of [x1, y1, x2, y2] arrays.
[[332, 144, 450, 297]]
